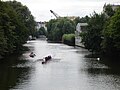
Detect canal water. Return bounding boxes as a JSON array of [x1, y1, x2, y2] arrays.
[[0, 39, 120, 90]]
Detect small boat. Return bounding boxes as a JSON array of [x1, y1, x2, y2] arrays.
[[42, 55, 52, 64], [29, 52, 36, 58]]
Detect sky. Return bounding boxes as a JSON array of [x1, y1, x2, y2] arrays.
[[3, 0, 120, 21]]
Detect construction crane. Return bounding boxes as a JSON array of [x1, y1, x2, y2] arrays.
[[50, 10, 76, 20], [50, 10, 60, 19]]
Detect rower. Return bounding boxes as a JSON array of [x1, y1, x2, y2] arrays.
[[29, 52, 36, 58]]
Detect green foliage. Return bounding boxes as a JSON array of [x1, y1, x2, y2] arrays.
[[82, 12, 106, 52], [6, 1, 36, 36], [0, 27, 7, 55], [0, 1, 36, 56], [0, 1, 17, 54], [104, 4, 115, 17], [79, 32, 86, 44], [38, 27, 47, 36], [47, 18, 75, 42], [74, 16, 90, 25], [79, 5, 120, 57], [102, 7, 120, 56], [62, 34, 75, 46]]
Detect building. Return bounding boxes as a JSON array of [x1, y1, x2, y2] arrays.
[[36, 22, 47, 31], [103, 4, 120, 16], [103, 4, 120, 11], [67, 16, 76, 21], [111, 5, 120, 11], [75, 23, 88, 47]]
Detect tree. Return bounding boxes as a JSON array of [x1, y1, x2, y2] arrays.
[[82, 12, 106, 53], [6, 1, 36, 37], [0, 27, 7, 55], [0, 1, 36, 55], [6, 1, 36, 50], [102, 7, 120, 56], [0, 1, 18, 54], [74, 16, 90, 25], [38, 27, 47, 36], [104, 4, 115, 17], [47, 18, 75, 42]]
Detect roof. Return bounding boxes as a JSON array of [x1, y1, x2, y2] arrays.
[[78, 23, 88, 26]]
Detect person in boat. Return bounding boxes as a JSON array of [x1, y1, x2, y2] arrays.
[[45, 55, 52, 61], [42, 55, 52, 64], [48, 55, 52, 59], [29, 52, 36, 58]]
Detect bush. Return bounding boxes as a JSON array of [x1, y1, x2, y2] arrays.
[[47, 18, 75, 42], [62, 34, 75, 46]]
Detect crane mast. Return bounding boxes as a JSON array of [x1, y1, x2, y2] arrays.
[[50, 10, 60, 19], [50, 10, 76, 20]]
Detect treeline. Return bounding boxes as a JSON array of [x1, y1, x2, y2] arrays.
[[0, 1, 36, 56], [46, 18, 75, 43], [46, 4, 120, 57], [79, 4, 120, 57]]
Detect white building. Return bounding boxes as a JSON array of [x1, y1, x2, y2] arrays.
[[36, 22, 47, 31], [103, 4, 120, 12], [103, 4, 120, 17], [75, 23, 88, 47]]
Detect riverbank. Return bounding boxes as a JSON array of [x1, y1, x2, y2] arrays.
[[0, 45, 29, 60]]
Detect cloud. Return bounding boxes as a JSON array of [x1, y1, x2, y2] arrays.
[[3, 0, 120, 21]]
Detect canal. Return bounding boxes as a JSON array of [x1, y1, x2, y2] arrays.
[[0, 39, 120, 90]]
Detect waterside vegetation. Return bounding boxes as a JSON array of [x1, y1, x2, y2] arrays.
[[46, 4, 120, 58], [0, 1, 36, 57]]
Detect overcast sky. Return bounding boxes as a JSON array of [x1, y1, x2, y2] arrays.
[[3, 0, 120, 21]]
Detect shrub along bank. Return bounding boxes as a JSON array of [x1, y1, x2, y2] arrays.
[[62, 34, 75, 46]]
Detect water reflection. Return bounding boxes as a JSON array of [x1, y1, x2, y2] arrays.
[[83, 57, 120, 75], [0, 40, 120, 90], [0, 54, 34, 90]]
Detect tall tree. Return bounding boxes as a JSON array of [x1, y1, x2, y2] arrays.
[[6, 1, 36, 37], [47, 18, 75, 41], [0, 1, 36, 55], [0, 1, 18, 54], [6, 1, 36, 50], [104, 4, 115, 17], [38, 27, 47, 35], [82, 12, 106, 53], [102, 7, 120, 56]]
